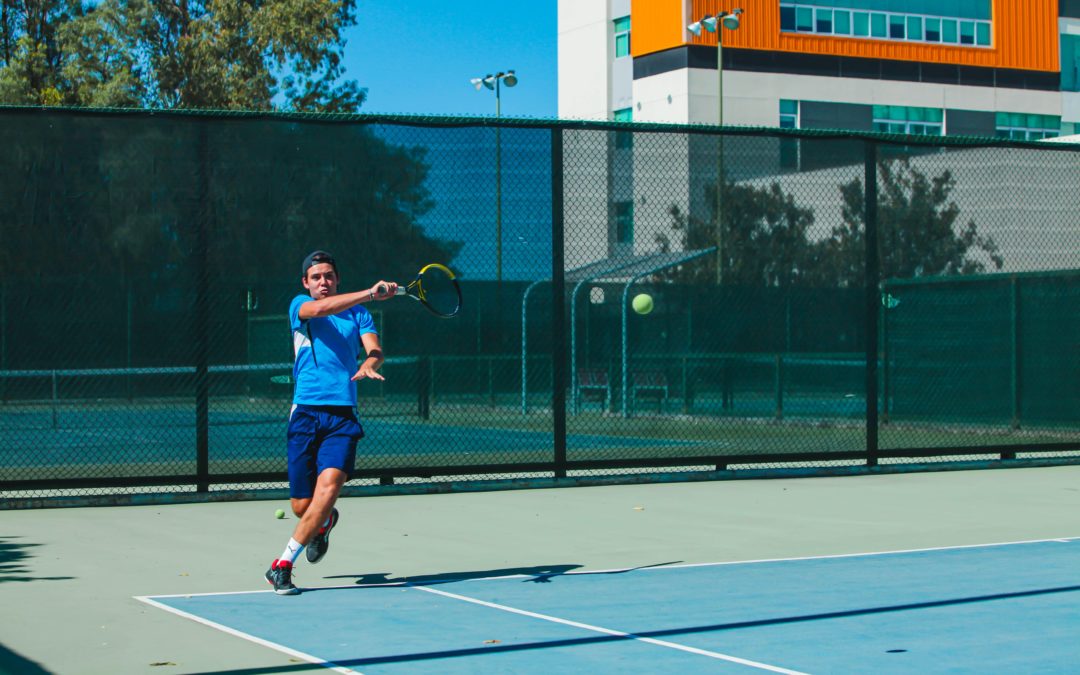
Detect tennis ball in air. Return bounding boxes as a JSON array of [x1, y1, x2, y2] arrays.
[[275, 508, 286, 519], [632, 293, 653, 315]]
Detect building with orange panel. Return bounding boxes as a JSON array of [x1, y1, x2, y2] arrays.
[[560, 0, 1080, 138], [556, 1, 1080, 267]]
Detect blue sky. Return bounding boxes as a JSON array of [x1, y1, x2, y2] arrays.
[[343, 0, 558, 119]]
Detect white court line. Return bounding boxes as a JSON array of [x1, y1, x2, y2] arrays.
[[134, 595, 361, 675], [567, 535, 1080, 577], [413, 585, 808, 675], [143, 535, 1080, 599]]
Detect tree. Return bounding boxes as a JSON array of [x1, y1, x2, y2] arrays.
[[0, 0, 364, 111], [821, 158, 1004, 287], [657, 159, 1004, 288], [656, 180, 819, 287]]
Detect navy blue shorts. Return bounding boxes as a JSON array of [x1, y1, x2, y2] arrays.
[[286, 404, 365, 499]]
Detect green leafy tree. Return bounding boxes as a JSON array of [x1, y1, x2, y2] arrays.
[[0, 0, 364, 110], [656, 181, 819, 287], [820, 158, 1004, 287], [658, 159, 1004, 288]]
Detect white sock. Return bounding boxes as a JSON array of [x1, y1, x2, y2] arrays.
[[280, 538, 304, 564]]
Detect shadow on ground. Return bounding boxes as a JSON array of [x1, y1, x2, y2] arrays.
[[0, 537, 74, 584]]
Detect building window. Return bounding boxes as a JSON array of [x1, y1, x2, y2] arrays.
[[871, 12, 887, 38], [907, 16, 923, 41], [959, 21, 975, 45], [614, 200, 634, 244], [995, 113, 1060, 140], [888, 15, 905, 39], [613, 107, 633, 149], [942, 19, 958, 43], [873, 105, 944, 136], [796, 7, 813, 31], [779, 3, 991, 48], [853, 12, 869, 36], [925, 18, 941, 42], [816, 9, 832, 33], [779, 99, 799, 128], [780, 5, 796, 31], [834, 10, 851, 35], [613, 16, 631, 58], [1063, 35, 1080, 92]]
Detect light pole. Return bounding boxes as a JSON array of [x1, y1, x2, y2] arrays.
[[688, 9, 742, 284], [470, 70, 518, 287]]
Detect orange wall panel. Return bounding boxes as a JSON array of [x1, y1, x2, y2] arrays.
[[632, 0, 1059, 72]]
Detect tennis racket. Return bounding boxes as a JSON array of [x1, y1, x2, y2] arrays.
[[382, 263, 462, 318]]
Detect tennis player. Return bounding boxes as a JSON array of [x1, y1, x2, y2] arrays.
[[265, 250, 398, 595]]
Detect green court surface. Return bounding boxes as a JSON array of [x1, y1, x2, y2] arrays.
[[3, 465, 1080, 673]]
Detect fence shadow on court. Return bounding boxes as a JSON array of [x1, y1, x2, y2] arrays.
[[0, 536, 74, 584], [322, 560, 682, 587]]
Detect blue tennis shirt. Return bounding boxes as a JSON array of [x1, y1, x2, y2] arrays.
[[289, 294, 378, 406]]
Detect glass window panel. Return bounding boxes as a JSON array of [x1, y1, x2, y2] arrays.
[[873, 105, 887, 119], [960, 21, 975, 45], [889, 15, 905, 39], [615, 33, 630, 58], [613, 108, 633, 122], [976, 22, 991, 46], [780, 99, 798, 115], [613, 16, 631, 32], [780, 6, 796, 31], [907, 16, 923, 40], [834, 10, 851, 35], [908, 107, 925, 122], [780, 117, 796, 129], [942, 19, 958, 43], [871, 13, 887, 37], [1010, 112, 1025, 127], [995, 112, 1008, 127], [889, 105, 906, 121], [874, 122, 889, 133], [890, 122, 905, 133], [797, 7, 814, 31], [926, 108, 943, 123], [925, 18, 941, 42], [816, 9, 833, 33], [853, 12, 870, 36]]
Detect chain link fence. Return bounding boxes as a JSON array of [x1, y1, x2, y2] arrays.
[[2, 107, 1078, 505]]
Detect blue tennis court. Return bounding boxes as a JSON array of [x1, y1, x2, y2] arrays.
[[141, 537, 1080, 673]]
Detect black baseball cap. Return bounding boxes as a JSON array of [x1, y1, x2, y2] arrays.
[[301, 250, 337, 277]]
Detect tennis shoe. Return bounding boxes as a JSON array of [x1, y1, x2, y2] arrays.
[[306, 507, 339, 564], [265, 559, 299, 595]]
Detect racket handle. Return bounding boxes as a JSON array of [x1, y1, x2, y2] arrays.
[[376, 284, 407, 297]]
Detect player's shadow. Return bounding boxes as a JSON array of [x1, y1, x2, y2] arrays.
[[0, 537, 74, 584], [324, 561, 682, 587]]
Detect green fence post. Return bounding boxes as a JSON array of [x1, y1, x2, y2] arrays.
[[1007, 276, 1021, 457], [551, 127, 567, 478], [881, 288, 890, 425], [1, 283, 6, 404], [774, 354, 784, 420], [864, 142, 880, 467], [194, 124, 211, 492]]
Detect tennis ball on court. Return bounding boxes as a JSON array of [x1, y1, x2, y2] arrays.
[[632, 293, 653, 315], [275, 508, 286, 519]]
